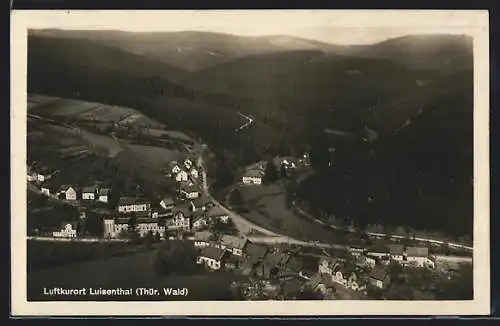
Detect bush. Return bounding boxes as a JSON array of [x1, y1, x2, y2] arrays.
[[153, 240, 201, 276]]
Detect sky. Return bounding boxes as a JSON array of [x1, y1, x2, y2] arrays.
[[20, 10, 477, 45]]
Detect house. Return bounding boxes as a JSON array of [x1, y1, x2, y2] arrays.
[[53, 221, 78, 238], [193, 231, 212, 248], [207, 206, 230, 223], [405, 247, 435, 268], [183, 158, 194, 170], [189, 196, 212, 213], [349, 245, 366, 257], [160, 197, 175, 211], [118, 197, 151, 215], [197, 246, 230, 270], [389, 244, 405, 262], [175, 170, 189, 182], [369, 266, 391, 289], [331, 263, 360, 290], [367, 244, 390, 258], [27, 167, 38, 182], [170, 205, 191, 230], [103, 217, 165, 239], [98, 188, 110, 203], [59, 185, 77, 201], [365, 254, 378, 267], [318, 256, 341, 275], [40, 184, 51, 196], [168, 161, 182, 175], [189, 167, 199, 179], [244, 242, 268, 263], [191, 214, 209, 230], [82, 185, 98, 201], [220, 235, 248, 256], [179, 182, 200, 200], [136, 219, 166, 238], [242, 169, 264, 185]]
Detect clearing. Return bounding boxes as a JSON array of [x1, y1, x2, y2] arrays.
[[238, 184, 351, 244]]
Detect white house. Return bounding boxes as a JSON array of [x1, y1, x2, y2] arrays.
[[192, 215, 209, 230], [118, 197, 151, 214], [242, 169, 264, 185], [348, 245, 366, 257], [40, 186, 50, 196], [180, 188, 200, 200], [365, 254, 378, 267], [103, 217, 165, 239], [189, 168, 199, 179], [98, 188, 110, 203], [405, 247, 435, 268], [53, 222, 78, 238], [170, 206, 191, 230], [197, 247, 230, 270], [160, 197, 175, 211], [369, 266, 391, 289], [59, 185, 77, 201], [184, 158, 194, 170], [82, 185, 98, 201], [175, 170, 189, 182], [220, 235, 248, 256], [27, 171, 38, 182], [389, 244, 405, 262], [189, 196, 211, 213], [193, 231, 212, 248]]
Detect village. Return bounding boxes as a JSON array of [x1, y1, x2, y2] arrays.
[[27, 149, 468, 301]]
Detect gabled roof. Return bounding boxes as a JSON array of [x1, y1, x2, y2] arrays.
[[174, 205, 192, 218], [199, 247, 228, 261], [118, 197, 150, 206], [207, 205, 228, 217], [221, 235, 247, 249], [369, 266, 389, 281], [161, 197, 175, 206], [244, 242, 268, 260], [406, 246, 429, 257], [389, 244, 405, 255], [180, 183, 199, 193], [82, 185, 98, 193], [59, 221, 79, 230], [190, 195, 212, 208], [263, 253, 289, 268], [243, 169, 264, 178], [98, 188, 110, 195], [59, 184, 75, 192], [194, 231, 212, 242]]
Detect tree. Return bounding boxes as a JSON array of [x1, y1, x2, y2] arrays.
[[153, 240, 201, 276], [280, 163, 288, 179], [229, 189, 244, 209], [263, 160, 279, 183]]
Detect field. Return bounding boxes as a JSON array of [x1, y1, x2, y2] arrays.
[[28, 249, 244, 301], [28, 94, 192, 141], [238, 184, 350, 244], [126, 144, 184, 170]]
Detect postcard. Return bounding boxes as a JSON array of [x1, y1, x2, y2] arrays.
[[11, 9, 490, 316]]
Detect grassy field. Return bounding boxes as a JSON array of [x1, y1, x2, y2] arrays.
[[239, 184, 351, 244], [127, 144, 184, 170], [28, 94, 192, 141], [28, 249, 244, 301]]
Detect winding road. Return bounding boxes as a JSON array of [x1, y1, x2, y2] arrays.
[[235, 112, 254, 132], [195, 155, 472, 264]]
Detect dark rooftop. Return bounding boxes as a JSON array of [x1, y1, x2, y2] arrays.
[[369, 266, 389, 281], [389, 244, 405, 255], [244, 242, 268, 260], [406, 246, 429, 257], [200, 247, 228, 261]]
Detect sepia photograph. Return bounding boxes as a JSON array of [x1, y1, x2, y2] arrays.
[[11, 10, 490, 316]]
